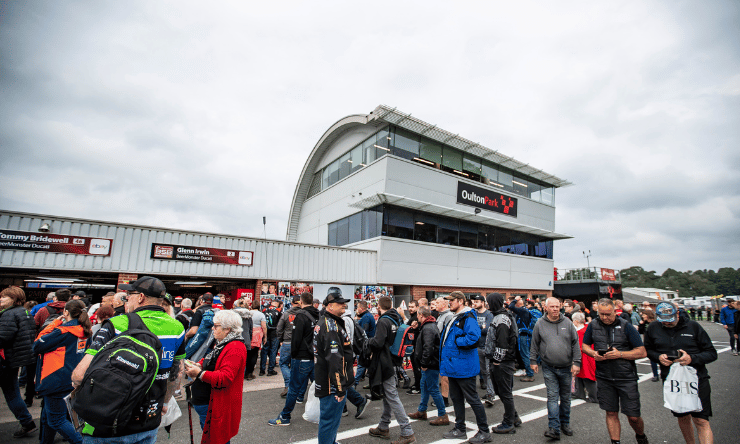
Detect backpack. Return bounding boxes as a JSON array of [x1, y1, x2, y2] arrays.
[[381, 315, 412, 358], [452, 311, 481, 350], [241, 315, 253, 350], [351, 318, 368, 356], [518, 309, 542, 336], [185, 308, 215, 359], [41, 306, 62, 331], [485, 311, 518, 360], [72, 314, 162, 437]]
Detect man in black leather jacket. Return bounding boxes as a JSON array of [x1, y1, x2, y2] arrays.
[[407, 305, 448, 426]]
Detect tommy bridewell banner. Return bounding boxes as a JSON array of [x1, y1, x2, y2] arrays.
[[456, 181, 518, 217], [151, 243, 254, 266], [0, 229, 112, 256]]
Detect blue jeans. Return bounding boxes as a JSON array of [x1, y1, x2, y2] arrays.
[[41, 395, 82, 444], [0, 366, 33, 427], [418, 369, 446, 417], [346, 385, 364, 408], [280, 359, 315, 420], [353, 364, 366, 387], [82, 429, 158, 444], [318, 394, 346, 444], [260, 336, 280, 373], [542, 363, 572, 431], [193, 404, 208, 430], [279, 343, 292, 386], [519, 334, 534, 377]]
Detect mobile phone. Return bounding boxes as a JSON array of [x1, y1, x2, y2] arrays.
[[666, 352, 680, 360], [597, 349, 608, 356]]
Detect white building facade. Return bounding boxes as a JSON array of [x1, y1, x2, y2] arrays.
[[288, 105, 571, 300]]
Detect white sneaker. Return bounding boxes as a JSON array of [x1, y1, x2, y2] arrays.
[[513, 370, 526, 377]]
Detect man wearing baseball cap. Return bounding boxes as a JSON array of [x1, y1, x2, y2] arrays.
[[314, 287, 355, 444], [644, 302, 717, 444], [72, 276, 187, 443]]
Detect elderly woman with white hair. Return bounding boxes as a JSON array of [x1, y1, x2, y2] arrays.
[[184, 310, 247, 444]]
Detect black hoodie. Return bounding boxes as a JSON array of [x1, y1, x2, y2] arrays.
[[644, 309, 717, 380], [485, 293, 517, 363], [291, 306, 320, 360]]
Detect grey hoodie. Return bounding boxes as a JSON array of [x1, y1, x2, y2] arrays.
[[530, 313, 581, 368]]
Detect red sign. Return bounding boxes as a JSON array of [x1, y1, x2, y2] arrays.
[[151, 243, 254, 266], [601, 268, 616, 281], [0, 229, 112, 256]]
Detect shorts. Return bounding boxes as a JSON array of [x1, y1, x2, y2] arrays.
[[671, 377, 712, 420], [596, 378, 641, 417]]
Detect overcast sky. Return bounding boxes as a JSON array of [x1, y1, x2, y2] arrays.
[[1, 1, 738, 275]]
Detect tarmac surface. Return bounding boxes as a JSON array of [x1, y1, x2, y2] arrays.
[[2, 320, 738, 443]]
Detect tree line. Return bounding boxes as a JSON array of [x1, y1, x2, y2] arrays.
[[619, 266, 740, 298]]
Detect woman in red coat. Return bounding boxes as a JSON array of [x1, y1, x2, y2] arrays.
[[572, 312, 597, 402], [185, 310, 247, 444]]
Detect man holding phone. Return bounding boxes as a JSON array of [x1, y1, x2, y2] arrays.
[[644, 302, 717, 444], [582, 299, 648, 444]]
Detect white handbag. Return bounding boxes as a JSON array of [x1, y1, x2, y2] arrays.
[[663, 363, 702, 414]]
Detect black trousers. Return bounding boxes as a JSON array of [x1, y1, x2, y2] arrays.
[[410, 359, 421, 390], [491, 360, 518, 426], [245, 347, 260, 376], [448, 376, 489, 434], [24, 361, 36, 403]]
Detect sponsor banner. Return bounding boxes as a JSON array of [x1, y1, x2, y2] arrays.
[[601, 268, 617, 281], [150, 243, 253, 266], [456, 181, 518, 217], [0, 229, 112, 256]]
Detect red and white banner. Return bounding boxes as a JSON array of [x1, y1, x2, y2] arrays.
[[0, 229, 112, 256], [601, 268, 617, 281], [151, 243, 253, 266]]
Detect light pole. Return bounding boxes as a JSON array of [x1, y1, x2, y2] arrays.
[[583, 250, 592, 269]]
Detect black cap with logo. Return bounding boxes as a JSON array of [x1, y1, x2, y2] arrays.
[[119, 276, 167, 298], [324, 286, 350, 305]]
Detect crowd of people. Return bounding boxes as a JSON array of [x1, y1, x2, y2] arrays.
[[0, 280, 734, 444]]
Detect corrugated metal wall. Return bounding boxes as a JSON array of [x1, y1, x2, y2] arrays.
[[0, 211, 377, 284]]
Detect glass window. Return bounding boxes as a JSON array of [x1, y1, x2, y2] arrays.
[[493, 227, 511, 253], [384, 207, 413, 239], [391, 128, 419, 160], [437, 217, 458, 246], [327, 160, 339, 186], [481, 161, 499, 188], [459, 221, 478, 248], [541, 187, 554, 205], [336, 217, 349, 246], [477, 225, 495, 250], [512, 174, 528, 196], [528, 181, 542, 202], [339, 152, 351, 181], [350, 146, 363, 173], [348, 212, 362, 244], [328, 221, 337, 246], [508, 231, 529, 255], [363, 207, 382, 240], [374, 128, 391, 158], [419, 139, 443, 166], [462, 155, 482, 181], [322, 166, 330, 190], [363, 136, 377, 165], [536, 240, 553, 259], [441, 147, 463, 173], [414, 213, 438, 243], [497, 168, 514, 193]]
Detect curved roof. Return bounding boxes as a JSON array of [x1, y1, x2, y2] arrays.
[[286, 105, 572, 241], [286, 113, 375, 241]]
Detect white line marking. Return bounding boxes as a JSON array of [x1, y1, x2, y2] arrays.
[[516, 393, 548, 401]]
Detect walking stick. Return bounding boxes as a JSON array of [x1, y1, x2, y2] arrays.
[[186, 385, 194, 444]]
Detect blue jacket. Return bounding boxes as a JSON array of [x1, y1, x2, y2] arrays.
[[33, 318, 89, 397], [358, 310, 376, 338], [440, 308, 481, 378], [720, 306, 737, 327]]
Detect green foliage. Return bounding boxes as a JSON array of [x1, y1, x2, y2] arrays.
[[619, 266, 740, 297]]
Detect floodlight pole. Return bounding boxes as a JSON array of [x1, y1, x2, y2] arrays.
[[583, 250, 592, 269]]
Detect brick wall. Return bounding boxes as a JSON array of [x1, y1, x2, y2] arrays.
[[409, 285, 551, 302], [117, 273, 138, 291]]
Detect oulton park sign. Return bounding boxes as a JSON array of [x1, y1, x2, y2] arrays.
[[456, 181, 518, 218]]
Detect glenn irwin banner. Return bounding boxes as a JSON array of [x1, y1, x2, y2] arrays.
[[0, 229, 112, 256], [151, 243, 254, 266]]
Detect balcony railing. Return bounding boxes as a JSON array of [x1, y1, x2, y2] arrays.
[[556, 267, 621, 283]]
